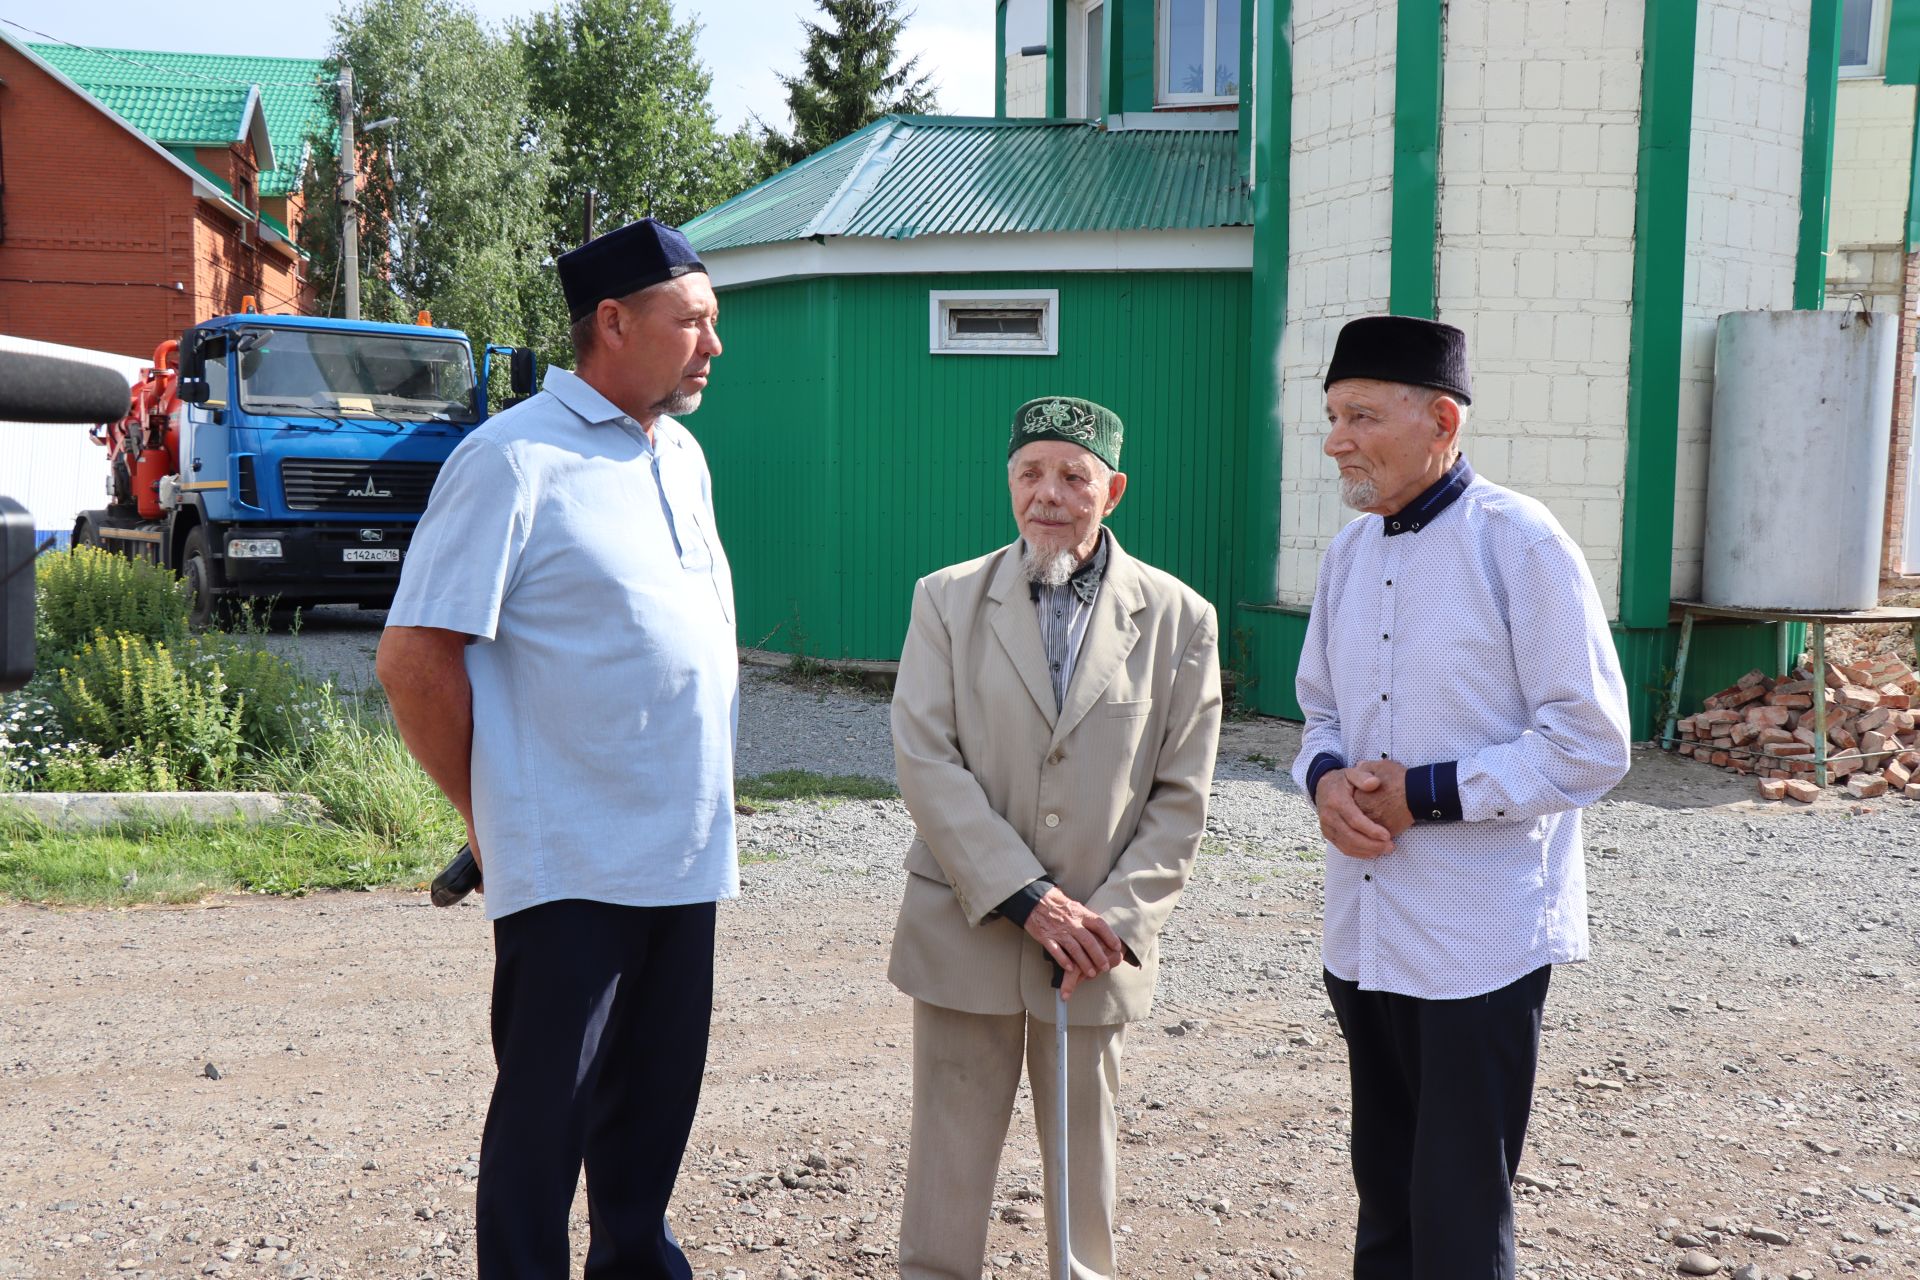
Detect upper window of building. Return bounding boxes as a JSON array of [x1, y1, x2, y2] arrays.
[[1160, 0, 1240, 104], [1841, 0, 1888, 78]]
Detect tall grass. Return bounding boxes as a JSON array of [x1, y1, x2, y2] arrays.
[[246, 692, 462, 849]]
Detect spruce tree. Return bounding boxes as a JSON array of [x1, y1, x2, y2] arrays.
[[762, 0, 939, 168]]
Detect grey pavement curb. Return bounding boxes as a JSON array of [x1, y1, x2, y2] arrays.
[[0, 792, 303, 828]]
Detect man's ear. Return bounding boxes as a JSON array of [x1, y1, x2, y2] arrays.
[[1105, 470, 1129, 515], [595, 298, 628, 350], [1432, 394, 1464, 446]]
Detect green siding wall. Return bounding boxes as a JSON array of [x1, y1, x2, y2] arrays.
[[697, 270, 1252, 662], [1238, 606, 1791, 743]]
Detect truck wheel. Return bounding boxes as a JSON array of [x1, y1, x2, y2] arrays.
[[73, 518, 104, 550], [182, 528, 225, 631]]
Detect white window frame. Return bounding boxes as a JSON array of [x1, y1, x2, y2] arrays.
[[1158, 0, 1240, 106], [929, 289, 1060, 355], [1079, 1, 1106, 119], [1840, 0, 1890, 79]]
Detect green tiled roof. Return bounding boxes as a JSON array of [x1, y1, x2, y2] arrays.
[[84, 82, 257, 147], [685, 116, 1249, 252], [30, 44, 331, 197]]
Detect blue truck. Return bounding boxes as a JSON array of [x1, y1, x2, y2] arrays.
[[75, 310, 533, 627]]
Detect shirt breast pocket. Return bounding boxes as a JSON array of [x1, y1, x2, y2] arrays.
[[1102, 698, 1153, 718]]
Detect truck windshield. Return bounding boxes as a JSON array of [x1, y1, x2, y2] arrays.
[[236, 327, 478, 422]]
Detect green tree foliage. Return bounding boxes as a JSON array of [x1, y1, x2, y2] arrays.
[[298, 0, 567, 355], [518, 0, 767, 247], [762, 0, 939, 168]]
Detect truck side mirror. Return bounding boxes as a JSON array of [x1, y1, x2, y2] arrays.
[[177, 379, 212, 406], [2, 497, 34, 695], [178, 330, 215, 380], [509, 347, 537, 398]]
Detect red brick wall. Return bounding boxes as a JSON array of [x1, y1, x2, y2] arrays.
[[1888, 251, 1919, 583], [0, 44, 311, 359]]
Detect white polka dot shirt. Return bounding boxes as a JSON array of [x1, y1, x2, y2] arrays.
[[1289, 461, 1633, 1000]]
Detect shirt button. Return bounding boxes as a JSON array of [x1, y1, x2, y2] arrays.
[[1380, 752, 1389, 759], [1431, 809, 1443, 818], [1381, 693, 1389, 701], [1390, 522, 1400, 531], [1382, 633, 1390, 641], [1044, 813, 1060, 828], [1363, 873, 1372, 882], [1496, 809, 1506, 817], [1385, 579, 1393, 586]]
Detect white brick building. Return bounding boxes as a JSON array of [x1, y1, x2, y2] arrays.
[[696, 0, 1898, 734]]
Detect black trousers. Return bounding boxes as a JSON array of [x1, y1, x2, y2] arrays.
[[1322, 965, 1551, 1280], [477, 898, 716, 1280]]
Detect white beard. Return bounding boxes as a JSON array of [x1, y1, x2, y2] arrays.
[[1339, 475, 1380, 510], [655, 389, 702, 416], [1021, 542, 1079, 587]]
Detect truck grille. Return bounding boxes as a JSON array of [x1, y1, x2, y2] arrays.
[[280, 459, 441, 512]]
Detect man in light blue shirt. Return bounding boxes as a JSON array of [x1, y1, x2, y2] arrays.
[[378, 217, 733, 1280], [1292, 316, 1631, 1280]]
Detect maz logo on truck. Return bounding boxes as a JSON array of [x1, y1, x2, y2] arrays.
[[347, 476, 393, 499]]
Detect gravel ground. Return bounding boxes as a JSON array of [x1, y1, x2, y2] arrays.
[[2, 616, 1917, 1280]]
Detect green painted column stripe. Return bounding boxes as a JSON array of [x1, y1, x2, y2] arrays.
[[1906, 100, 1920, 252], [1241, 0, 1290, 613], [1619, 1, 1699, 630], [1046, 0, 1069, 117], [1796, 0, 1841, 308], [1119, 0, 1156, 113], [995, 0, 1008, 118], [1389, 0, 1443, 317], [1888, 0, 1920, 85]]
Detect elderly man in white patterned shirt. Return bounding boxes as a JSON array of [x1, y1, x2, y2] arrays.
[[1290, 315, 1632, 1280]]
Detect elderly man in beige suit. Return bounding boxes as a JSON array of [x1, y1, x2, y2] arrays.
[[888, 396, 1223, 1280]]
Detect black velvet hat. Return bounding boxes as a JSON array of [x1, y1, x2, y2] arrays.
[[1323, 315, 1472, 404], [557, 217, 707, 323]]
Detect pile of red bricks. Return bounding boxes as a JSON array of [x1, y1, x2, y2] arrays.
[[1674, 656, 1920, 803]]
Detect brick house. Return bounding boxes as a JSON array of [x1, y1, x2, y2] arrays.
[[685, 0, 1880, 735], [0, 33, 329, 360]]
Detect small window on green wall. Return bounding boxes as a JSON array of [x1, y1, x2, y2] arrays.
[[1842, 0, 1888, 77], [929, 289, 1059, 355], [1160, 0, 1240, 103]]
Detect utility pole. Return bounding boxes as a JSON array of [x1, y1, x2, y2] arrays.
[[337, 67, 361, 320], [583, 190, 597, 244]]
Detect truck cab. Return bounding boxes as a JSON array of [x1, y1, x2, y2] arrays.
[[78, 314, 533, 627]]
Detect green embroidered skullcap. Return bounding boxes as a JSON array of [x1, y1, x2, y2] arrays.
[[1008, 396, 1124, 471]]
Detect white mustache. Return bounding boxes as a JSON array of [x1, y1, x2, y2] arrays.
[[1025, 503, 1071, 523]]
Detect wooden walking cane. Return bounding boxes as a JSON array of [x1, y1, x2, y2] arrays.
[[1051, 964, 1073, 1280]]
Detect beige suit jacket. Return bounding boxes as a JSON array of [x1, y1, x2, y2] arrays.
[[886, 536, 1222, 1027]]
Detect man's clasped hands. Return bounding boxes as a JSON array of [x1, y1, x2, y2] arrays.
[[1314, 759, 1416, 859]]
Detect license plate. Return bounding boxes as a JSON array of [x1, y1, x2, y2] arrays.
[[342, 548, 400, 563]]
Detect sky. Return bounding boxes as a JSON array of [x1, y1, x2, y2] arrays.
[[2, 0, 994, 131]]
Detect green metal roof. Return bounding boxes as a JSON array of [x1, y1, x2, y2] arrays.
[[81, 81, 258, 147], [685, 116, 1249, 253], [29, 44, 331, 197]]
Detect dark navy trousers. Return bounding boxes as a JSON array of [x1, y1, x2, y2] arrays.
[[1323, 965, 1551, 1280], [477, 898, 716, 1280]]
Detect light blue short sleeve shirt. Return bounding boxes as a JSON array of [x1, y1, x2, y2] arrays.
[[387, 367, 739, 919]]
